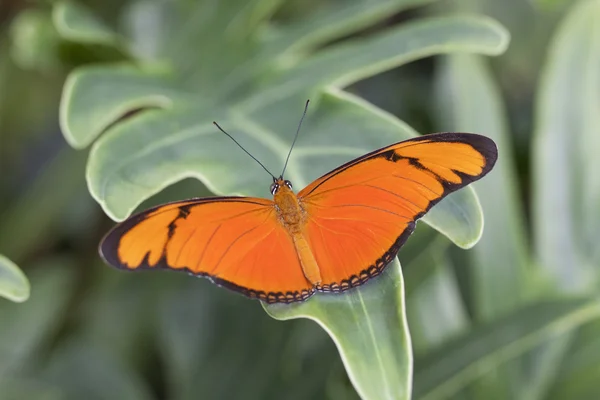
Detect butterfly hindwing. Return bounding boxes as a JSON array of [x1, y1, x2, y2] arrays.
[[100, 197, 314, 303], [297, 133, 497, 291]]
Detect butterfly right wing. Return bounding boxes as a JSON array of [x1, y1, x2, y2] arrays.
[[100, 197, 314, 303], [298, 133, 497, 291]]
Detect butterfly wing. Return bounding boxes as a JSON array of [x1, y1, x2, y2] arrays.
[[297, 132, 497, 291], [100, 197, 314, 303]]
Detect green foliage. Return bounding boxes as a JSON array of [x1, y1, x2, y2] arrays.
[[56, 2, 510, 399], [533, 0, 600, 292], [0, 255, 29, 302], [414, 297, 600, 399], [2, 0, 600, 399], [266, 259, 412, 400], [9, 8, 62, 73]]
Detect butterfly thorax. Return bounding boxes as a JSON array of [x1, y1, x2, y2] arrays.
[[273, 182, 306, 232]]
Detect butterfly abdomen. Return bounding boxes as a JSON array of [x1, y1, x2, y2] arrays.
[[292, 233, 322, 285]]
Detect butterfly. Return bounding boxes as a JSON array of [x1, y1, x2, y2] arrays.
[[100, 101, 497, 304]]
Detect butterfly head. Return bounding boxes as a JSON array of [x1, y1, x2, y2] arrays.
[[270, 176, 293, 196]]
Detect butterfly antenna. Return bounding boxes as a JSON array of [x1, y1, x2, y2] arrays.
[[281, 99, 310, 178], [213, 121, 276, 179]]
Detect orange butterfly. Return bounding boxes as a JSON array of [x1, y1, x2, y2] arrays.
[[100, 102, 497, 303]]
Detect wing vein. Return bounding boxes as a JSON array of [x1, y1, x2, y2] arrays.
[[195, 224, 222, 272], [173, 225, 198, 266], [391, 174, 442, 196], [362, 184, 428, 212], [313, 204, 410, 219], [213, 211, 274, 271]]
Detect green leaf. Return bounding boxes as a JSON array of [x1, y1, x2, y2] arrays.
[[60, 65, 191, 149], [419, 186, 482, 249], [263, 0, 440, 58], [0, 255, 29, 303], [53, 1, 121, 47], [413, 297, 600, 400], [244, 15, 510, 107], [533, 0, 600, 291], [0, 259, 76, 376], [265, 259, 412, 400]]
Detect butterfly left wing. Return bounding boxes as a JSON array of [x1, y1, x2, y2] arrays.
[[297, 132, 497, 292], [100, 197, 314, 303]]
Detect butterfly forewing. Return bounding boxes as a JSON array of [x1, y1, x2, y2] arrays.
[[297, 133, 497, 291]]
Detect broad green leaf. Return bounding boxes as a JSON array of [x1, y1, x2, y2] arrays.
[[133, 0, 280, 93], [263, 0, 440, 59], [419, 187, 482, 249], [265, 258, 412, 400], [0, 255, 29, 303], [413, 297, 600, 400], [0, 259, 76, 376], [53, 1, 121, 47], [60, 65, 193, 148], [228, 0, 445, 94], [533, 0, 600, 291], [243, 16, 509, 107]]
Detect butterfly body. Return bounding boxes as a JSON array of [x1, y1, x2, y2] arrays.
[[101, 132, 498, 303], [271, 178, 323, 285]]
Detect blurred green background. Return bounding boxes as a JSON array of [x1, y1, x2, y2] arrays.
[[1, 0, 600, 399]]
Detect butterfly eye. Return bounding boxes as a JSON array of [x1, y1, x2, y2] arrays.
[[284, 180, 293, 190], [270, 183, 279, 195]]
